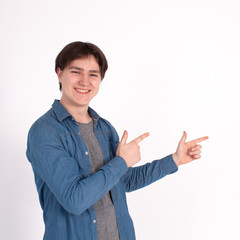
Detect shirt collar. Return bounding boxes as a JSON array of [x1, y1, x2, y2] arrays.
[[88, 106, 100, 129], [52, 100, 71, 122], [52, 99, 100, 124], [88, 107, 100, 121]]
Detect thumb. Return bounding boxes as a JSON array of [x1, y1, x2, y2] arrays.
[[180, 131, 187, 143], [119, 130, 128, 145]]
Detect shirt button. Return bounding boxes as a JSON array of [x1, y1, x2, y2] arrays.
[[93, 220, 96, 223], [85, 151, 88, 155]]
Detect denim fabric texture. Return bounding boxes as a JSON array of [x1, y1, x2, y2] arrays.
[[26, 100, 178, 240]]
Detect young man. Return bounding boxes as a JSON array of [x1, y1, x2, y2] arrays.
[[26, 41, 208, 240]]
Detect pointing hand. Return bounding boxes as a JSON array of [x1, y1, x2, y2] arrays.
[[172, 131, 209, 166], [116, 130, 150, 167]]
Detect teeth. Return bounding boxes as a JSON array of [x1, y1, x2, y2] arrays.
[[76, 89, 89, 93]]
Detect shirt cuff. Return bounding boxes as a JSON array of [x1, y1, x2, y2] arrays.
[[108, 156, 128, 180], [160, 154, 178, 175]]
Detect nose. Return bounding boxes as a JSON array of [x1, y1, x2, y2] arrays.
[[79, 74, 89, 86]]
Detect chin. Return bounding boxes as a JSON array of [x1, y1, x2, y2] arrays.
[[74, 101, 90, 107]]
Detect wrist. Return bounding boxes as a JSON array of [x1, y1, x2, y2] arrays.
[[172, 153, 180, 166]]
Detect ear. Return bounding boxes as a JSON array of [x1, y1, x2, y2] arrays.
[[56, 67, 62, 81]]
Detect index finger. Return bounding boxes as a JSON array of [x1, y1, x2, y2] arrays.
[[190, 136, 209, 145], [133, 132, 150, 144]]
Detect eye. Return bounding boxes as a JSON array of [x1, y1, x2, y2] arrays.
[[71, 71, 80, 74], [90, 74, 99, 77]]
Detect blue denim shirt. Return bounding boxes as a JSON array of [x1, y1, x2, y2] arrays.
[[26, 100, 178, 240]]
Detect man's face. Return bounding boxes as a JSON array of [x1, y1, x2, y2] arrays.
[[57, 55, 101, 110]]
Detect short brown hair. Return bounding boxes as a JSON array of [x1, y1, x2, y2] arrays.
[[55, 41, 108, 90]]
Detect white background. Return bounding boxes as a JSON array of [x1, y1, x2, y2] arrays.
[[1, 0, 240, 239]]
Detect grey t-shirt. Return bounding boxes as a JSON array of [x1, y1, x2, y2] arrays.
[[78, 120, 120, 240]]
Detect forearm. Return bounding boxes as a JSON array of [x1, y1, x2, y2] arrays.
[[123, 154, 178, 192], [54, 156, 128, 215]]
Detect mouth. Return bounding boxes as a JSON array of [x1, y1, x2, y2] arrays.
[[75, 88, 91, 94]]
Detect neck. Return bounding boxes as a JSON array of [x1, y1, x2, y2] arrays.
[[59, 100, 92, 123]]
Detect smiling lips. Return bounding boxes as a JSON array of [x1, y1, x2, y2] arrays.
[[75, 88, 90, 93]]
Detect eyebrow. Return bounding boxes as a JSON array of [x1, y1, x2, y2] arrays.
[[68, 66, 100, 74]]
